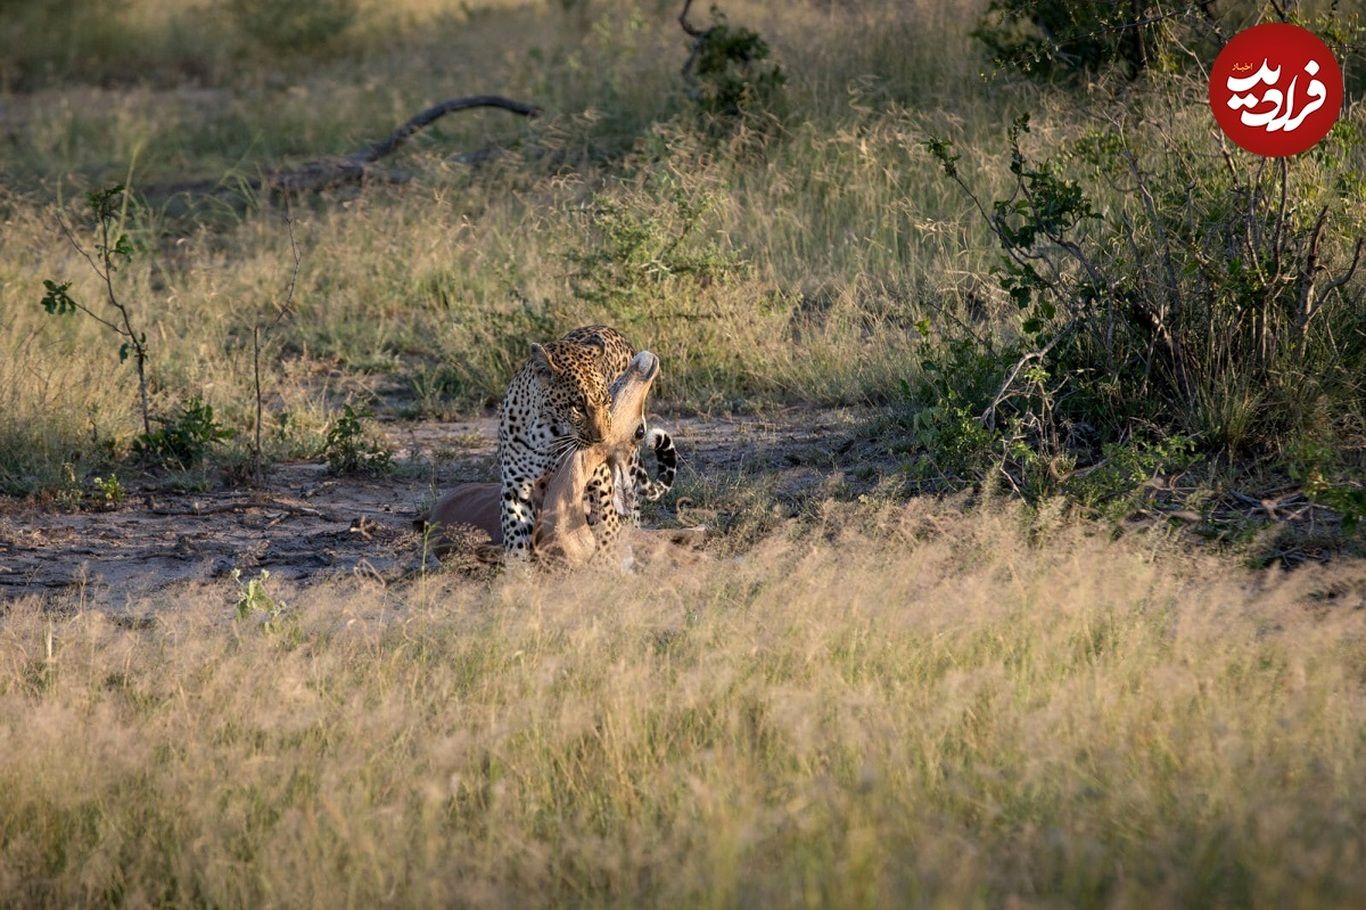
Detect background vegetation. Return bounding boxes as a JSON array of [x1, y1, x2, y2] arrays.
[[1, 1, 1365, 904], [1, 0, 1362, 534]]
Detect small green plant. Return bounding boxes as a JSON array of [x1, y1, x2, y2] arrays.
[[47, 466, 128, 511], [323, 404, 393, 476], [90, 473, 125, 508], [1290, 439, 1366, 535], [132, 397, 234, 468], [233, 569, 296, 637], [1065, 435, 1199, 516], [39, 184, 152, 437], [51, 463, 85, 510], [565, 172, 739, 324]]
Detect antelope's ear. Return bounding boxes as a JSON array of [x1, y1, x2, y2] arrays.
[[530, 343, 559, 377]]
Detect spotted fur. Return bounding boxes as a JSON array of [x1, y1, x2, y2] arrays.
[[634, 427, 677, 504], [497, 325, 633, 559]]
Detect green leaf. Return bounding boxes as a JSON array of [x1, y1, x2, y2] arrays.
[[39, 279, 76, 316], [86, 184, 125, 220]]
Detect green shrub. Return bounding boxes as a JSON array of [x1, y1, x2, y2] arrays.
[[973, 0, 1175, 79], [564, 170, 740, 326], [681, 5, 785, 118], [927, 106, 1365, 451], [919, 67, 1365, 523], [1065, 435, 1198, 514], [132, 397, 235, 468]]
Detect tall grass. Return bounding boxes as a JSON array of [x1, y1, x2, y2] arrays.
[[0, 0, 1361, 520], [2, 502, 1363, 906]]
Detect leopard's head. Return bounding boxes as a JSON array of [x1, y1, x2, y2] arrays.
[[529, 335, 611, 447]]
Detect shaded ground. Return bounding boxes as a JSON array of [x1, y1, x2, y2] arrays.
[[0, 408, 879, 605]]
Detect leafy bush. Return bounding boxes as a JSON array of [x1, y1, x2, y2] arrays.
[[930, 109, 1364, 438], [564, 171, 740, 326], [681, 5, 785, 117], [973, 0, 1173, 78], [132, 397, 235, 468], [1065, 436, 1198, 514], [920, 78, 1365, 516]]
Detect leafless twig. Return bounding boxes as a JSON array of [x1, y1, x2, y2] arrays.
[[251, 215, 302, 484]]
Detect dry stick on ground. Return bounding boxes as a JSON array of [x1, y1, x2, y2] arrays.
[[251, 216, 302, 484], [148, 498, 339, 521]]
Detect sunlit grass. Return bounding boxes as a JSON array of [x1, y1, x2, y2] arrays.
[[2, 501, 1362, 906]]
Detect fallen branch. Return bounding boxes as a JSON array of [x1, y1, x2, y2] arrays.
[[268, 94, 539, 194], [148, 95, 540, 199], [148, 498, 340, 521], [349, 96, 538, 165]]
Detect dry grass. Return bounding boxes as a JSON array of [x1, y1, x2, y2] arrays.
[[2, 501, 1364, 907], [0, 0, 1009, 492], [2, 4, 1364, 903]]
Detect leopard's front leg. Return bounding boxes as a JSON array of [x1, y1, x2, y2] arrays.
[[584, 461, 627, 563], [500, 476, 539, 560]]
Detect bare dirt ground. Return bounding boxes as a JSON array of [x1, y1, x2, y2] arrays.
[[0, 408, 879, 605]]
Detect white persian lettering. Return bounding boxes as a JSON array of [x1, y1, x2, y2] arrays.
[[1225, 58, 1327, 133]]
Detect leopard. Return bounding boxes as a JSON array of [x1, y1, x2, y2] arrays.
[[534, 349, 677, 567], [497, 324, 637, 559], [423, 346, 677, 566]]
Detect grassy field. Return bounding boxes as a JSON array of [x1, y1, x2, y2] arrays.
[[4, 503, 1365, 906], [2, 0, 1366, 905]]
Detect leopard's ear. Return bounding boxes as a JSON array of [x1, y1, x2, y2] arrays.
[[584, 333, 607, 365], [530, 342, 560, 377]]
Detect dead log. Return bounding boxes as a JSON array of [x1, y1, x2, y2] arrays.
[[146, 95, 539, 201], [267, 94, 539, 193]]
